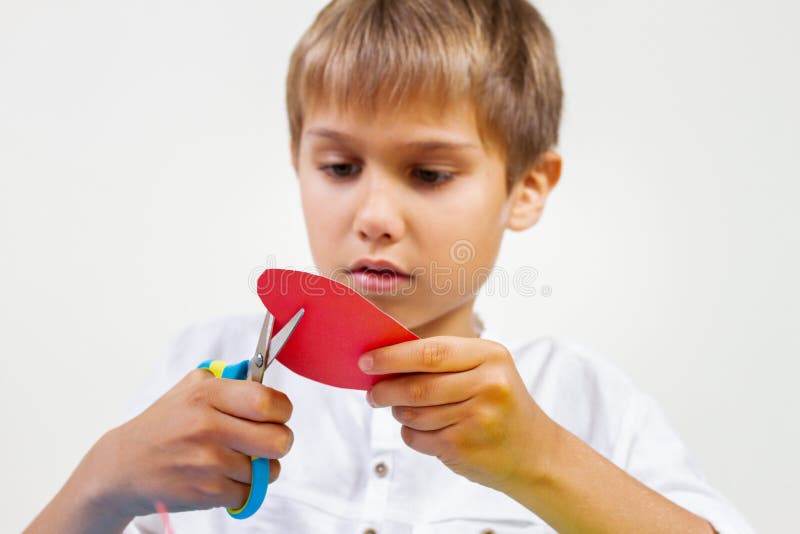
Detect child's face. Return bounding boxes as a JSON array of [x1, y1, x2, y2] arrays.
[[294, 98, 542, 336]]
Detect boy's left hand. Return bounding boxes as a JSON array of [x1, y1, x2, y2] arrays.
[[359, 336, 557, 492]]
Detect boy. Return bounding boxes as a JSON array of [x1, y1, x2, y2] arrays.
[[27, 1, 753, 532]]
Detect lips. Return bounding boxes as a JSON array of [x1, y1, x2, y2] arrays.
[[347, 258, 413, 293], [348, 258, 411, 278]]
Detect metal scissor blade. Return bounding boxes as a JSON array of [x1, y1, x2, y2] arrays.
[[248, 311, 274, 383], [266, 307, 305, 369]]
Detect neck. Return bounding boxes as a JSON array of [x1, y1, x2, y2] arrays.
[[410, 298, 482, 339]]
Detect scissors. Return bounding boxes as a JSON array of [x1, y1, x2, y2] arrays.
[[197, 307, 305, 519]]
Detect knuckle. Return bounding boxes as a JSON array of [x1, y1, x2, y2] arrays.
[[187, 378, 213, 408], [405, 380, 429, 404], [178, 447, 222, 490], [473, 407, 503, 442], [194, 478, 226, 501], [485, 370, 513, 401], [258, 387, 292, 422], [190, 445, 223, 471], [186, 368, 211, 385], [473, 405, 498, 431], [488, 341, 512, 362], [421, 340, 447, 369], [189, 410, 221, 442]]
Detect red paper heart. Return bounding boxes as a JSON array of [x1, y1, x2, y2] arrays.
[[256, 268, 419, 390]]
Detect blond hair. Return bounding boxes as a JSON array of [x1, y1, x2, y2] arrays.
[[286, 0, 563, 191]]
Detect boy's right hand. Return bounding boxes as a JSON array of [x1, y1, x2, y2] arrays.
[[81, 367, 294, 519]]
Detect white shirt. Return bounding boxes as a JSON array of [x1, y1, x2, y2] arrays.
[[122, 313, 754, 534]]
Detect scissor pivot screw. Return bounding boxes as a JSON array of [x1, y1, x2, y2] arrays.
[[256, 353, 264, 367]]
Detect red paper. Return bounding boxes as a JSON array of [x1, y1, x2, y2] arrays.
[[257, 268, 419, 390]]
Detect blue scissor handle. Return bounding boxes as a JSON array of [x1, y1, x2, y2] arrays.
[[198, 359, 269, 519]]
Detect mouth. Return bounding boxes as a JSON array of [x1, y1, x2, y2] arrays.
[[347, 258, 413, 293], [349, 258, 411, 276]]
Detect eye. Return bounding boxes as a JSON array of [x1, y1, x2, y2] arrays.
[[412, 168, 454, 187], [320, 163, 361, 179]]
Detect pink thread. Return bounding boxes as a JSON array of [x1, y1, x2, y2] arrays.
[[154, 501, 175, 534]]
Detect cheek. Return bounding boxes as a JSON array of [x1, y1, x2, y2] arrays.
[[413, 190, 505, 298], [298, 178, 350, 270], [300, 182, 322, 228], [419, 186, 504, 258], [300, 176, 345, 230]]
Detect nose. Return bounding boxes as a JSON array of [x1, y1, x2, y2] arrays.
[[351, 171, 406, 245]]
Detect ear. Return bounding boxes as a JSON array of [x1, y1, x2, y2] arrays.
[[504, 150, 562, 232]]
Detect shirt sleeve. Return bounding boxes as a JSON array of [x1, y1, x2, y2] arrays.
[[615, 391, 756, 534]]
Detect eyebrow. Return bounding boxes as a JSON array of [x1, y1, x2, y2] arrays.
[[306, 127, 478, 152]]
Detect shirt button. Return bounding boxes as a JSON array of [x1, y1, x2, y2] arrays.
[[373, 461, 388, 478]]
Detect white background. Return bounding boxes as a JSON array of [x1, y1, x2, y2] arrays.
[[1, 1, 797, 532]]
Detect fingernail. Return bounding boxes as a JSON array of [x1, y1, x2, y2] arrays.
[[358, 354, 373, 371], [366, 389, 377, 408]]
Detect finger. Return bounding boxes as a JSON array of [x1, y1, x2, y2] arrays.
[[222, 450, 282, 485], [359, 336, 500, 375], [215, 447, 255, 484], [368, 370, 478, 408], [216, 411, 295, 460], [230, 458, 283, 484], [203, 379, 293, 424], [220, 478, 252, 510], [220, 461, 279, 510], [186, 367, 217, 384], [392, 400, 469, 431], [400, 425, 450, 458], [268, 459, 282, 483]]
